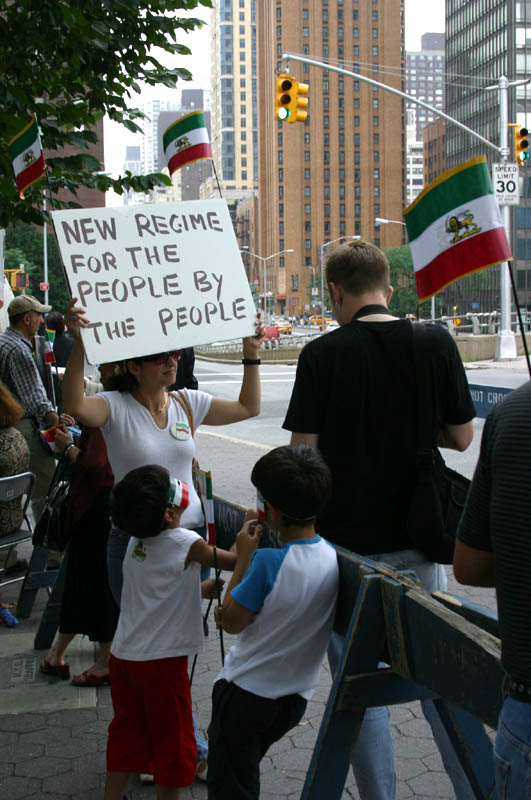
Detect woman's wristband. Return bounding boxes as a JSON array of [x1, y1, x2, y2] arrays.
[[241, 358, 261, 366], [63, 442, 76, 459]]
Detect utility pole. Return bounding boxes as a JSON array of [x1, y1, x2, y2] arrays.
[[282, 53, 520, 359]]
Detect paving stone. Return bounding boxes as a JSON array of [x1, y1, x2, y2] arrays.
[[407, 770, 455, 797], [42, 770, 100, 795], [422, 751, 445, 771], [70, 719, 110, 738], [69, 751, 106, 773], [397, 718, 434, 738], [0, 760, 14, 778], [0, 714, 46, 733], [46, 709, 98, 728], [390, 705, 416, 724], [15, 755, 71, 778], [44, 736, 100, 759], [0, 730, 18, 745], [95, 704, 113, 721], [393, 735, 439, 759], [0, 740, 44, 762], [395, 755, 428, 781], [0, 775, 41, 799], [396, 781, 415, 799]]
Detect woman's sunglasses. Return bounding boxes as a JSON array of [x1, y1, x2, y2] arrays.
[[140, 350, 182, 365]]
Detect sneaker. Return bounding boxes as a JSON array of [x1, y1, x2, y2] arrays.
[[140, 773, 154, 785], [196, 759, 208, 781]]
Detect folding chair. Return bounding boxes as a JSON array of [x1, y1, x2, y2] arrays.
[[0, 471, 35, 587]]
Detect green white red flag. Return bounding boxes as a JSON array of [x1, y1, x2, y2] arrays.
[[403, 156, 512, 302], [8, 115, 45, 198], [196, 468, 216, 545], [163, 110, 212, 176], [44, 329, 56, 365]]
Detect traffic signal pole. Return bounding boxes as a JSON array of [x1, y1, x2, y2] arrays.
[[282, 53, 526, 361]]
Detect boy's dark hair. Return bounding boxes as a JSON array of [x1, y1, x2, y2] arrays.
[[111, 464, 170, 538], [45, 311, 65, 335], [251, 444, 332, 527]]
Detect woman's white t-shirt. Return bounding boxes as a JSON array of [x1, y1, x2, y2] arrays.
[[111, 527, 203, 661], [100, 389, 212, 529]]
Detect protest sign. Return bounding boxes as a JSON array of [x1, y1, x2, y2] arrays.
[[51, 199, 256, 364]]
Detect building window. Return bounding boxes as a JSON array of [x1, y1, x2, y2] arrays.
[[355, 185, 361, 199], [354, 115, 360, 126], [372, 27, 378, 39], [305, 239, 311, 251], [372, 45, 379, 57], [354, 152, 360, 164], [323, 79, 329, 93], [304, 167, 310, 179], [374, 168, 380, 180], [279, 222, 284, 235], [339, 168, 345, 181], [279, 204, 284, 216], [324, 168, 330, 181], [303, 26, 309, 37], [324, 204, 330, 217], [323, 97, 329, 110], [339, 185, 345, 199], [304, 132, 310, 143], [353, 27, 359, 38], [305, 220, 311, 232], [340, 203, 345, 217], [373, 116, 379, 128], [279, 256, 285, 267], [339, 133, 345, 146], [304, 186, 311, 196], [354, 133, 360, 146], [279, 186, 284, 199], [355, 204, 361, 217], [339, 151, 345, 163], [324, 150, 330, 163], [324, 115, 329, 129], [340, 221, 346, 235], [305, 204, 311, 214], [304, 150, 311, 161]]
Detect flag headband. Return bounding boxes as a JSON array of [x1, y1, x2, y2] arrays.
[[168, 476, 189, 511]]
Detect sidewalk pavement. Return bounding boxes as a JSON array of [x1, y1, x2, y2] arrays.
[[0, 361, 503, 800]]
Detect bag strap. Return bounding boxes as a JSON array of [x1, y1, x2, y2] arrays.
[[410, 323, 438, 461], [169, 391, 195, 437]]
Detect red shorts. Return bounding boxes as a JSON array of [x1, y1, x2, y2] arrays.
[[106, 654, 197, 787]]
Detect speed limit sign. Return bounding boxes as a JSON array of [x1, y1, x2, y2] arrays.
[[493, 163, 519, 206]]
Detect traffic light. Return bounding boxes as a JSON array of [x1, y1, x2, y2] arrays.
[[275, 74, 309, 124], [514, 126, 529, 164], [275, 75, 294, 121]]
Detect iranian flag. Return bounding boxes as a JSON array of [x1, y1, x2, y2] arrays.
[[404, 156, 512, 302], [44, 329, 56, 365], [8, 116, 45, 197], [163, 110, 212, 176]]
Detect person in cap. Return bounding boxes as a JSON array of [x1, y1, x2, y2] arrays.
[[0, 295, 63, 521]]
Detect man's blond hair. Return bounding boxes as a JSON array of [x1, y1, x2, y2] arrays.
[[326, 240, 390, 297]]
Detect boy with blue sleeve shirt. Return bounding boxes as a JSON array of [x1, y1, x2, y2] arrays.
[[208, 444, 340, 800]]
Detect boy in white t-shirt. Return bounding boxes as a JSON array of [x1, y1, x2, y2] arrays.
[[208, 445, 340, 800], [104, 465, 237, 800]]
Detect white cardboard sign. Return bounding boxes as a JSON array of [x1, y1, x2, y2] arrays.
[[52, 199, 255, 364]]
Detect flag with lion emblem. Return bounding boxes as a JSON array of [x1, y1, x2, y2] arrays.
[[163, 110, 212, 177], [8, 115, 45, 198], [403, 156, 512, 302]]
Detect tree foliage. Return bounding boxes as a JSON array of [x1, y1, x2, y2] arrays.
[[5, 224, 71, 312], [0, 0, 212, 228]]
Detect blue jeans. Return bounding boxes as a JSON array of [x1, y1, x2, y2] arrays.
[[494, 696, 531, 799], [106, 526, 208, 764], [328, 549, 474, 800]]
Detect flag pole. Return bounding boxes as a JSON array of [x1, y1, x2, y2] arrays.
[[507, 263, 531, 377], [211, 160, 223, 199]]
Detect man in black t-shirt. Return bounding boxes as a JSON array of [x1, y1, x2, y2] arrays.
[[454, 381, 531, 798], [283, 241, 476, 800]]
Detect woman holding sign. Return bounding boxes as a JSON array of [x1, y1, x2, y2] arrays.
[[61, 296, 263, 779]]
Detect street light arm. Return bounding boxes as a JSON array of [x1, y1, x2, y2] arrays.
[[282, 52, 501, 154]]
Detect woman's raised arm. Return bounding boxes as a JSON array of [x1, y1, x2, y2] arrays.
[[62, 298, 110, 428]]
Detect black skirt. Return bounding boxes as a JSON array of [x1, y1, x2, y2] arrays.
[[59, 486, 119, 642]]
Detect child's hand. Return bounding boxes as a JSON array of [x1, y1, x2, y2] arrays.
[[244, 508, 258, 524], [236, 519, 262, 560], [214, 606, 222, 629], [201, 577, 225, 599]]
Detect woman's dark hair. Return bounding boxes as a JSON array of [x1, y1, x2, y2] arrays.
[[251, 444, 332, 527], [104, 361, 140, 393], [0, 383, 24, 427], [45, 311, 65, 336], [111, 464, 170, 537]]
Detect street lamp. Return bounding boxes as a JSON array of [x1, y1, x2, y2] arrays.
[[374, 217, 406, 226], [240, 248, 294, 322], [320, 235, 360, 330]]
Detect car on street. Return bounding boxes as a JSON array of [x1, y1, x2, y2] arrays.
[[271, 318, 293, 335], [324, 320, 339, 332]]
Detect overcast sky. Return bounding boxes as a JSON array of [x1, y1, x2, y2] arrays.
[[104, 0, 445, 190]]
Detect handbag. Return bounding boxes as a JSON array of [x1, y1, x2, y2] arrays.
[[406, 323, 471, 564], [32, 452, 73, 552]]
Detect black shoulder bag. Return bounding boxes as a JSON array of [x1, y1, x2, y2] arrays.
[[406, 323, 470, 564], [32, 452, 74, 553]]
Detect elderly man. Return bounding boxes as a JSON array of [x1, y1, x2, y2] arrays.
[[283, 240, 476, 800], [0, 294, 60, 522]]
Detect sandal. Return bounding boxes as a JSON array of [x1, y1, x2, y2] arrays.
[[71, 670, 110, 687], [40, 659, 70, 679]]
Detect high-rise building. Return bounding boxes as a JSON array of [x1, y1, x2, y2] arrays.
[[210, 0, 258, 190], [122, 146, 143, 207], [257, 0, 405, 319], [141, 98, 181, 176], [446, 0, 530, 312], [406, 32, 445, 141]]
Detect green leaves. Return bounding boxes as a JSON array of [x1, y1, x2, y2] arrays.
[[0, 0, 213, 226]]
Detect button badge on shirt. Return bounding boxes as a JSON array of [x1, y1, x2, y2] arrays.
[[170, 422, 191, 441]]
